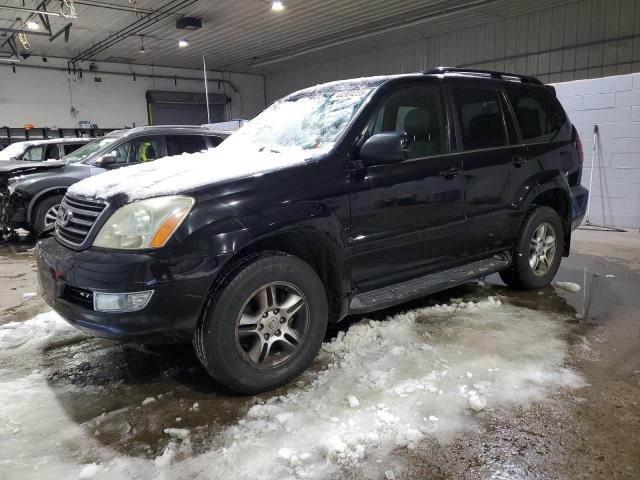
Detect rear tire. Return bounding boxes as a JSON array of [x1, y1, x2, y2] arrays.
[[33, 195, 63, 237], [500, 207, 564, 290], [194, 252, 328, 394]]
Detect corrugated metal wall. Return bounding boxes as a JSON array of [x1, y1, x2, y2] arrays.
[[266, 0, 640, 101]]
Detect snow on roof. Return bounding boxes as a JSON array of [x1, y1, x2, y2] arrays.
[[7, 137, 92, 146], [288, 73, 417, 98]]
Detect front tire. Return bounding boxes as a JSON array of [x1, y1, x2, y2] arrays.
[[500, 207, 564, 290], [194, 252, 328, 394], [33, 195, 63, 236]]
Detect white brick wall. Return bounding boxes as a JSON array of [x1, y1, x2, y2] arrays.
[[554, 73, 640, 229]]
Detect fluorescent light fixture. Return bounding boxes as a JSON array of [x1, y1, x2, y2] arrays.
[[271, 0, 285, 11], [178, 37, 189, 48], [26, 20, 39, 30]]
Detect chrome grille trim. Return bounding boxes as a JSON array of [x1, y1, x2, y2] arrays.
[[55, 194, 108, 249]]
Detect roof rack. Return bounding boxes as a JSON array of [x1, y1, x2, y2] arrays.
[[424, 67, 543, 85]]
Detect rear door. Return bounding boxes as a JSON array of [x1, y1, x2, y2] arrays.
[[450, 84, 528, 256], [350, 81, 466, 289]]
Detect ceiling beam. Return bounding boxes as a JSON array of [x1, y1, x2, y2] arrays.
[[68, 0, 199, 65]]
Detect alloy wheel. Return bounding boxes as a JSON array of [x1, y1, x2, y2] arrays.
[[235, 282, 308, 368], [44, 204, 60, 228], [529, 222, 557, 276]]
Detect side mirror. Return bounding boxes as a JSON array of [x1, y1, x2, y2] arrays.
[[359, 132, 408, 166], [95, 151, 117, 168]]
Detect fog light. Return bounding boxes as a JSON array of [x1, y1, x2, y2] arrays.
[[93, 291, 153, 312]]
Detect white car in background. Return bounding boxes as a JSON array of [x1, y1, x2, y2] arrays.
[[0, 138, 92, 162]]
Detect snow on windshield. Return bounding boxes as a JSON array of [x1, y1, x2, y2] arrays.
[[0, 142, 28, 161], [226, 87, 373, 152]]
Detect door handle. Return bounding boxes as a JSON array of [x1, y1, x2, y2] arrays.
[[512, 155, 528, 168], [439, 165, 462, 179]]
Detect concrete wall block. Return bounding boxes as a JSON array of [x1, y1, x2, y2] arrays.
[[593, 74, 633, 93], [597, 107, 631, 124], [610, 153, 640, 168], [608, 123, 640, 138], [581, 167, 640, 184], [558, 95, 582, 111], [615, 90, 640, 107], [600, 137, 629, 155], [570, 109, 598, 125], [632, 106, 640, 122], [634, 73, 640, 91], [583, 93, 616, 110], [629, 138, 640, 153], [586, 182, 640, 199]]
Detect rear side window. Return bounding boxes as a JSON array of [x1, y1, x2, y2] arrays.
[[165, 135, 207, 156], [44, 145, 61, 160], [63, 143, 83, 155], [507, 87, 568, 143], [451, 87, 508, 150]]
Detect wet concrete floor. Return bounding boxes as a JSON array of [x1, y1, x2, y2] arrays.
[[0, 229, 638, 478]]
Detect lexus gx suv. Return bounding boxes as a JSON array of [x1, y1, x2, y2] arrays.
[[36, 68, 589, 394]]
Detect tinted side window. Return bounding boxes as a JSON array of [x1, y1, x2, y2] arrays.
[[369, 85, 447, 159], [452, 87, 508, 150], [63, 144, 83, 155], [44, 145, 61, 160], [507, 87, 568, 143], [165, 135, 207, 156]]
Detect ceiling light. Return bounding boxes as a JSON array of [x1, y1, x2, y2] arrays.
[[139, 36, 146, 54], [178, 37, 189, 48], [26, 20, 39, 30], [271, 1, 285, 11]]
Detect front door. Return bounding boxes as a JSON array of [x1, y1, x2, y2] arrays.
[[349, 82, 466, 291]]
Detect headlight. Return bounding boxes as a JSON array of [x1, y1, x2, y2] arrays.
[[93, 196, 194, 250]]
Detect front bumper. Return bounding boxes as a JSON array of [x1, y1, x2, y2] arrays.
[[36, 237, 228, 342], [570, 185, 589, 230]]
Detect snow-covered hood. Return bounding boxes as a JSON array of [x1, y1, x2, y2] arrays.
[[68, 143, 325, 202]]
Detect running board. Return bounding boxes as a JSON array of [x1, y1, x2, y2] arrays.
[[349, 252, 512, 313]]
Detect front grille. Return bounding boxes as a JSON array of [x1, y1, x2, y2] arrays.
[[55, 194, 107, 247], [62, 285, 94, 309]]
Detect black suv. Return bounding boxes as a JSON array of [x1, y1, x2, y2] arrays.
[[1, 126, 228, 236], [36, 68, 589, 394]]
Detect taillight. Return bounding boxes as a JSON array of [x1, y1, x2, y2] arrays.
[[572, 125, 584, 166]]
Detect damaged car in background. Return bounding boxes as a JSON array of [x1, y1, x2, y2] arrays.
[[0, 126, 229, 238], [36, 67, 589, 394]]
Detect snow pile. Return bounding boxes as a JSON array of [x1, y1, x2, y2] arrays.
[[555, 282, 582, 293], [0, 311, 85, 360], [0, 298, 583, 479]]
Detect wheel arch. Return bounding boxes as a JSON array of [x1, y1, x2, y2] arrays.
[[524, 182, 572, 256], [27, 186, 68, 225]]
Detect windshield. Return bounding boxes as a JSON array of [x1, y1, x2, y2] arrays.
[[225, 86, 375, 153], [63, 137, 118, 164], [0, 142, 28, 161]]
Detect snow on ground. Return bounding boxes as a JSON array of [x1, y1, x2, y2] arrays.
[[555, 282, 582, 293], [0, 297, 583, 479]]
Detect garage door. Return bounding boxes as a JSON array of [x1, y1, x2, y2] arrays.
[[146, 90, 229, 125]]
